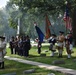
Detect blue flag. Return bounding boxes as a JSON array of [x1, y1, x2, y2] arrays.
[[35, 26, 44, 43]]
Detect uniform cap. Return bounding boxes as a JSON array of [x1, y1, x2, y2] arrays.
[[59, 31, 64, 34]]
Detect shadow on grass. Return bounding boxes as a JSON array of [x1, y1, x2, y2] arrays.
[[29, 53, 76, 58]]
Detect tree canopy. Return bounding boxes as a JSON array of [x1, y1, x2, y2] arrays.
[[5, 0, 76, 41], [7, 0, 76, 15]]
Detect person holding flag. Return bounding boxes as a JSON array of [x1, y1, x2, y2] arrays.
[[48, 34, 57, 57], [34, 22, 44, 54], [65, 32, 73, 58]]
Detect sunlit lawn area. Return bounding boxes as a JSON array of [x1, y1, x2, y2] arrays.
[[0, 59, 65, 75], [6, 43, 76, 70]]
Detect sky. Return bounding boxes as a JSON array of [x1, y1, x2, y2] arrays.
[[0, 0, 9, 8]]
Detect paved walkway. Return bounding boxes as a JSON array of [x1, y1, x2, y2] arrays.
[[5, 56, 76, 75]]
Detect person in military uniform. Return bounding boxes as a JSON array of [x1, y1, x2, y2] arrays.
[[57, 31, 65, 57], [65, 32, 73, 58], [48, 34, 56, 57], [0, 36, 7, 69]]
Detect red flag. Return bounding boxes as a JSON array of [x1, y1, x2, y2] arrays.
[[46, 14, 51, 26], [63, 6, 72, 31], [45, 14, 51, 39]]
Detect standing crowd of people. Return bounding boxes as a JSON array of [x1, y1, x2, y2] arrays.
[[48, 31, 73, 58], [9, 35, 31, 57], [0, 31, 73, 69]]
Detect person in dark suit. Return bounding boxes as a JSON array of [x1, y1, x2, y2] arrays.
[[23, 35, 31, 57], [9, 36, 14, 54], [14, 37, 18, 54], [18, 36, 23, 56]]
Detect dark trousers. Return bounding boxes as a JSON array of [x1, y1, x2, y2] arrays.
[[24, 49, 29, 57], [19, 48, 23, 56], [38, 47, 41, 54], [14, 47, 18, 54], [0, 61, 4, 69], [10, 47, 13, 54]]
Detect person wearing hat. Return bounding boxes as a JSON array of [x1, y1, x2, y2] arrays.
[[48, 34, 56, 57], [57, 31, 65, 57], [65, 32, 73, 58], [0, 36, 7, 69]]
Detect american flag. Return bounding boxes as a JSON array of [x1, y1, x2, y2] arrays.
[[63, 6, 72, 31]]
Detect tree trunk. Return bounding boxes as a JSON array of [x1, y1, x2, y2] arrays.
[[72, 9, 76, 45], [19, 13, 25, 36]]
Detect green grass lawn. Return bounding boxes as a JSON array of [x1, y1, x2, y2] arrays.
[[0, 59, 65, 75], [6, 43, 76, 70]]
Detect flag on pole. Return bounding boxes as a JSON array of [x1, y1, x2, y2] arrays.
[[63, 5, 72, 31], [46, 14, 51, 26], [34, 23, 44, 43], [45, 14, 51, 39]]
